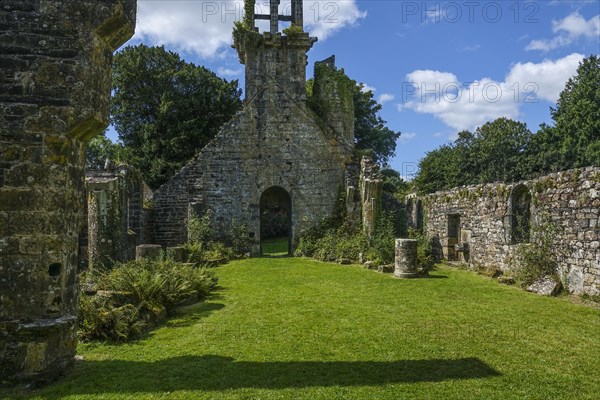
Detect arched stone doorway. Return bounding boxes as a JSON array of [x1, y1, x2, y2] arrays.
[[260, 186, 292, 256]]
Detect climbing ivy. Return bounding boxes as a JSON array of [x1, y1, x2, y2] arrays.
[[232, 0, 263, 61], [309, 63, 354, 119]]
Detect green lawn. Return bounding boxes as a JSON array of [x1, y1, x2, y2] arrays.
[[13, 258, 600, 399], [260, 237, 289, 256]]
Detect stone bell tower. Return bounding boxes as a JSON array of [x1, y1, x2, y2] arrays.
[[235, 0, 317, 103], [152, 0, 354, 254]]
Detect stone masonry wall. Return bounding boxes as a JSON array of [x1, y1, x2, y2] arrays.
[[0, 0, 135, 384], [152, 32, 354, 252], [424, 167, 600, 296]]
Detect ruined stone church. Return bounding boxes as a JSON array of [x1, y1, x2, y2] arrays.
[[151, 0, 357, 254]]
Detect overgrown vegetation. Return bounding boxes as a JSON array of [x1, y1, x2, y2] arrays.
[[79, 257, 218, 342], [307, 67, 401, 166], [510, 213, 562, 287], [408, 228, 435, 275], [294, 212, 432, 272], [184, 211, 253, 265]]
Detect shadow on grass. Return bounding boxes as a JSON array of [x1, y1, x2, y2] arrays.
[[422, 274, 449, 279], [42, 356, 500, 396]]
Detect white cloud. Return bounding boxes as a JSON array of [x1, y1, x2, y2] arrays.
[[377, 93, 395, 104], [134, 0, 366, 58], [400, 53, 583, 131], [526, 12, 599, 52], [301, 0, 367, 40], [553, 12, 599, 36], [526, 36, 572, 52], [505, 53, 584, 102], [406, 70, 459, 88], [460, 44, 481, 52], [399, 132, 417, 143], [360, 84, 376, 93], [217, 67, 242, 77]]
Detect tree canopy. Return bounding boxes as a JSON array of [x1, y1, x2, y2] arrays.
[[86, 134, 123, 172], [414, 55, 600, 194], [353, 85, 401, 165], [110, 44, 242, 189], [548, 54, 600, 170], [413, 118, 533, 193]]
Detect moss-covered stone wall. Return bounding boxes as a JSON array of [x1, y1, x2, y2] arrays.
[[0, 0, 136, 385], [422, 167, 600, 296]]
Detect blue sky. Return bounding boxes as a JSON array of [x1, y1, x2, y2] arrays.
[[109, 0, 600, 178]]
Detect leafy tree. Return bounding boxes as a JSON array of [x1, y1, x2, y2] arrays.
[[414, 118, 532, 193], [549, 54, 600, 169], [380, 168, 408, 196], [86, 134, 123, 171], [472, 118, 532, 183], [353, 85, 401, 165], [413, 144, 460, 194], [111, 45, 242, 189]]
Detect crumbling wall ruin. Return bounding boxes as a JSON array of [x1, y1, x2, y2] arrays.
[[85, 164, 152, 269], [359, 157, 382, 237], [0, 0, 136, 384], [422, 167, 600, 296]]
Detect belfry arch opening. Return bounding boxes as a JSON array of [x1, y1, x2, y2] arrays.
[[260, 186, 292, 256]]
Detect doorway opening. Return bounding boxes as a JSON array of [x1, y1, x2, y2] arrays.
[[260, 186, 292, 256]]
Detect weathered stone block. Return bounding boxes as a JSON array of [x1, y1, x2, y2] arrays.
[[136, 244, 162, 260], [527, 276, 562, 296], [378, 264, 394, 273]]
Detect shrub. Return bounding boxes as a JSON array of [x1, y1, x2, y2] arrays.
[[78, 295, 145, 342], [183, 241, 233, 265], [408, 228, 435, 275], [511, 213, 561, 286], [187, 209, 214, 244], [79, 258, 218, 342], [368, 214, 397, 265], [228, 219, 253, 256]]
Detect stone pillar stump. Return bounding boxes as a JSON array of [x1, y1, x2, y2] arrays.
[[136, 245, 163, 260], [394, 239, 420, 278]]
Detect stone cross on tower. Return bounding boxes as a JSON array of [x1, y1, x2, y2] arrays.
[[252, 0, 304, 35]]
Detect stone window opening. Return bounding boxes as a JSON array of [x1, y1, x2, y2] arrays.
[[447, 214, 460, 261], [415, 199, 424, 231], [510, 184, 532, 244]]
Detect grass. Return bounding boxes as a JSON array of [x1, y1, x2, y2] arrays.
[[260, 237, 289, 256], [8, 258, 600, 399]]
